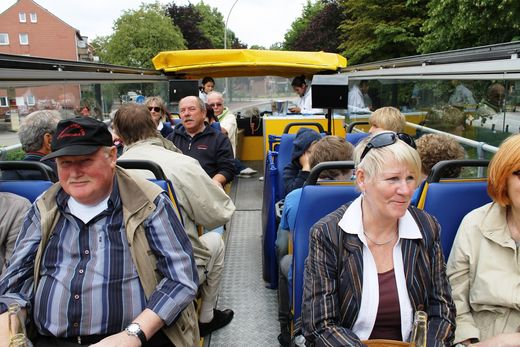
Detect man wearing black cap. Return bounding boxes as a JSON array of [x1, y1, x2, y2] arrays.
[[0, 117, 199, 346]]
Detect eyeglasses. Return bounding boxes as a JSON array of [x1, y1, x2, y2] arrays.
[[148, 106, 161, 112], [360, 132, 417, 162], [209, 103, 223, 108]]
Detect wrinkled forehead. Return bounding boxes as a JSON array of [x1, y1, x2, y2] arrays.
[[179, 97, 200, 109]]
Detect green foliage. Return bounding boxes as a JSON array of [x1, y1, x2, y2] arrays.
[[5, 149, 25, 161], [101, 2, 185, 68], [90, 35, 110, 62], [288, 0, 345, 53], [283, 0, 324, 50], [338, 0, 428, 64], [165, 1, 244, 49], [195, 2, 225, 48], [420, 0, 520, 53], [269, 42, 284, 50], [250, 45, 266, 50]]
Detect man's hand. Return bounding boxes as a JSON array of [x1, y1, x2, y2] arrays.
[[289, 107, 301, 113], [299, 151, 311, 171], [90, 331, 142, 347]]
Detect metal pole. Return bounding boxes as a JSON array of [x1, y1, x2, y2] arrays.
[[224, 0, 239, 50], [224, 0, 239, 100]]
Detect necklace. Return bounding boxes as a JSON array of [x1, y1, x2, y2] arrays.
[[363, 230, 397, 246]]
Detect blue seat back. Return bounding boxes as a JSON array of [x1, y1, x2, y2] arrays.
[[345, 132, 369, 146], [261, 151, 279, 288], [292, 184, 360, 323], [0, 180, 53, 203], [276, 134, 297, 200], [420, 180, 491, 260], [418, 159, 491, 260]]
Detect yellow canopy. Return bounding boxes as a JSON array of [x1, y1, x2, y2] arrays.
[[152, 49, 347, 79]]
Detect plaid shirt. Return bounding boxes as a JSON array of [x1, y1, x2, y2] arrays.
[[0, 178, 198, 337], [301, 204, 455, 347]]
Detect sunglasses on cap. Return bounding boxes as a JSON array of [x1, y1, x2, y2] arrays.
[[209, 103, 223, 108], [148, 106, 161, 112], [360, 132, 417, 162]]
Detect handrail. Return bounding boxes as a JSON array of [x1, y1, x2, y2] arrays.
[[427, 159, 490, 182], [346, 121, 370, 133], [305, 161, 355, 185], [406, 122, 499, 156]]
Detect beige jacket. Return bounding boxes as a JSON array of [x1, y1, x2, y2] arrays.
[[34, 167, 199, 346], [217, 108, 237, 157], [0, 192, 30, 273], [447, 202, 520, 343], [120, 138, 236, 274]]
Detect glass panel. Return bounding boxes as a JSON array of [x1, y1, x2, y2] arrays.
[[30, 12, 37, 23], [347, 78, 518, 160], [18, 12, 26, 23]]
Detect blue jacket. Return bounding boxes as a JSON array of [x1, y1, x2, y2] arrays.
[[167, 124, 236, 184]]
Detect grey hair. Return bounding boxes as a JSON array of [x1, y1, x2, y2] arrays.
[[207, 91, 224, 101], [18, 110, 62, 152]]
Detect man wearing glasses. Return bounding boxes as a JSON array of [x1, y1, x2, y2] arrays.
[[207, 91, 257, 177]]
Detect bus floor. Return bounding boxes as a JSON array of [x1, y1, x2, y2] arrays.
[[204, 160, 280, 346]]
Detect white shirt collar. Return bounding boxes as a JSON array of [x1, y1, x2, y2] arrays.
[[338, 195, 423, 241]]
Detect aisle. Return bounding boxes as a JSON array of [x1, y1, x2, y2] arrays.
[[207, 161, 280, 346]]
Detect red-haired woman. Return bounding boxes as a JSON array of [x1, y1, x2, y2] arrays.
[[448, 133, 520, 347]]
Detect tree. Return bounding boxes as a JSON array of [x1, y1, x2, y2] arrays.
[[165, 3, 212, 49], [420, 0, 520, 53], [288, 0, 345, 52], [195, 2, 225, 48], [283, 0, 324, 50], [269, 42, 284, 50], [165, 2, 245, 49], [100, 2, 185, 68], [90, 35, 110, 62], [338, 0, 428, 64]]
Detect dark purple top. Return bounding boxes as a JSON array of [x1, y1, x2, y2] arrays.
[[369, 268, 402, 341]]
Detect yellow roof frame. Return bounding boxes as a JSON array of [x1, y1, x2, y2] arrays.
[[152, 49, 347, 79]]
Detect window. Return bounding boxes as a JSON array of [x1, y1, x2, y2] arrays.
[[19, 12, 26, 23], [0, 33, 9, 45], [19, 33, 28, 45], [26, 95, 35, 106], [30, 12, 37, 23], [0, 97, 7, 107]]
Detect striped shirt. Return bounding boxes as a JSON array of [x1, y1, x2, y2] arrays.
[[0, 179, 198, 337]]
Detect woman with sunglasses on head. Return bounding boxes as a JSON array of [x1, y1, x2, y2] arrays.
[[145, 96, 173, 138], [447, 134, 520, 347], [301, 131, 455, 346]]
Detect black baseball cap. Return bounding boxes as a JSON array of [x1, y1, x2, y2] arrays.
[[41, 117, 113, 160]]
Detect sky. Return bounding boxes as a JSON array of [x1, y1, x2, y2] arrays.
[[0, 0, 307, 48]]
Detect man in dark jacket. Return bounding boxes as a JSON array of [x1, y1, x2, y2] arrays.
[[282, 127, 321, 195], [167, 96, 235, 188]]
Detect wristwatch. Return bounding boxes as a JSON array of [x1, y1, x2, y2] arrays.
[[125, 322, 147, 345]]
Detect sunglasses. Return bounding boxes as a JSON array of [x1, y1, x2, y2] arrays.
[[209, 103, 223, 108], [360, 132, 417, 162], [148, 106, 161, 112]]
